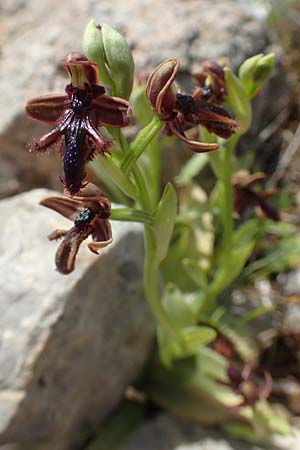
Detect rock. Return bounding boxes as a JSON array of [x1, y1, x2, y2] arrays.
[[123, 414, 300, 450], [279, 269, 300, 297], [0, 189, 155, 450], [0, 0, 289, 197]]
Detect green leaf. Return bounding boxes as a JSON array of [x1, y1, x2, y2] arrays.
[[197, 347, 228, 382], [182, 259, 208, 289], [242, 233, 300, 280], [224, 68, 252, 133], [253, 400, 292, 436], [153, 183, 177, 264], [157, 287, 215, 363], [130, 85, 153, 127], [182, 326, 217, 351], [211, 240, 254, 297], [91, 156, 137, 199], [233, 218, 260, 246], [176, 153, 209, 185]]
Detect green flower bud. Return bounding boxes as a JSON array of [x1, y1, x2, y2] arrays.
[[82, 20, 114, 89], [239, 53, 275, 99], [82, 20, 135, 100]]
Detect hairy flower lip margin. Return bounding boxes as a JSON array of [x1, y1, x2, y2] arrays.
[[40, 182, 112, 274], [146, 58, 239, 152], [25, 51, 131, 195]]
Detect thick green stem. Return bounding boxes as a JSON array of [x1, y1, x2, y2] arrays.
[[121, 115, 163, 174]]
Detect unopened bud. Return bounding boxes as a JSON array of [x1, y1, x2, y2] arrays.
[[239, 53, 275, 99], [82, 20, 134, 100]]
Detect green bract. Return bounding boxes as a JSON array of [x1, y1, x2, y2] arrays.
[[224, 68, 252, 133]]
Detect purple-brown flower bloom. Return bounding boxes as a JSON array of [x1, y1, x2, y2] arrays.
[[40, 182, 112, 274], [146, 59, 239, 152], [232, 170, 280, 221], [26, 51, 131, 195], [192, 60, 227, 104], [227, 364, 272, 407]]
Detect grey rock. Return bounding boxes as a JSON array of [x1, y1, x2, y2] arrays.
[[279, 269, 300, 297], [0, 189, 155, 450], [123, 414, 300, 450], [0, 0, 288, 197]]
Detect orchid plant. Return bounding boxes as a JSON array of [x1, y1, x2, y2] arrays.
[[26, 20, 296, 446]]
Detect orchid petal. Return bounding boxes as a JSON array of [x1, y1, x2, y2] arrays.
[[186, 102, 239, 139], [168, 120, 219, 153], [55, 226, 92, 274], [25, 95, 70, 123], [88, 219, 113, 254], [28, 129, 63, 154], [93, 95, 131, 127], [146, 59, 178, 119], [40, 196, 81, 221]]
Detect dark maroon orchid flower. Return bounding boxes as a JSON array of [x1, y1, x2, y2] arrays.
[[227, 364, 272, 407], [26, 51, 131, 195], [192, 60, 227, 105], [232, 170, 280, 221], [146, 59, 238, 153], [40, 182, 112, 274]]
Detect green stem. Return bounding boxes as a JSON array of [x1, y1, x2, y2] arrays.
[[113, 128, 154, 211], [110, 208, 153, 225], [121, 115, 163, 174], [223, 143, 234, 259], [144, 226, 184, 343], [148, 141, 162, 205], [221, 135, 238, 261], [111, 127, 181, 342]]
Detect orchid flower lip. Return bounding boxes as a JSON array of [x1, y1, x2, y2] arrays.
[[40, 183, 113, 274]]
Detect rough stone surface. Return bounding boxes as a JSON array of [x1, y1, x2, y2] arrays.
[[0, 0, 289, 197], [123, 414, 300, 450], [0, 189, 155, 450]]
